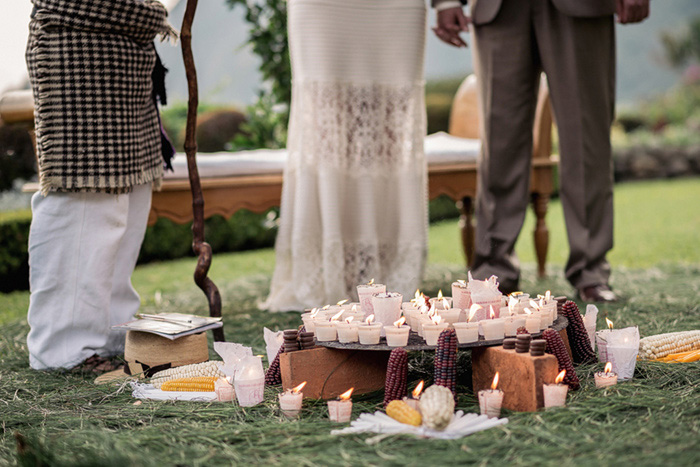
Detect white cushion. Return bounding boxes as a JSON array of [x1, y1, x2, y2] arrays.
[[164, 132, 480, 180]]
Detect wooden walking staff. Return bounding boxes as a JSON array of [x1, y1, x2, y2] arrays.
[[181, 0, 224, 342]]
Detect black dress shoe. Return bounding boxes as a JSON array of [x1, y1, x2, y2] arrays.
[[578, 284, 618, 303]]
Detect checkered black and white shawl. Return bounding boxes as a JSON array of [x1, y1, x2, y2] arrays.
[[26, 0, 176, 194]]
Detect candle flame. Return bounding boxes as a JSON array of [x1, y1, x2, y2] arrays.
[[606, 318, 614, 330], [322, 304, 330, 310], [310, 307, 319, 318], [292, 381, 307, 394], [442, 298, 450, 310], [428, 304, 437, 318], [365, 314, 375, 325], [345, 316, 354, 324], [489, 305, 496, 319], [510, 291, 523, 297], [468, 304, 482, 322], [413, 289, 421, 301], [508, 296, 517, 312], [437, 289, 444, 300], [337, 299, 349, 306], [330, 310, 344, 322], [545, 290, 551, 301], [419, 304, 429, 315], [524, 307, 532, 315], [351, 304, 358, 312], [529, 300, 540, 311], [339, 388, 354, 401], [604, 362, 613, 374], [412, 380, 425, 398], [394, 316, 406, 327], [491, 372, 500, 390], [431, 314, 442, 325], [368, 278, 375, 285], [555, 370, 566, 384], [458, 279, 466, 286]]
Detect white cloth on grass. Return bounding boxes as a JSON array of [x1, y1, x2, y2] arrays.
[[27, 183, 152, 369], [264, 0, 428, 311]]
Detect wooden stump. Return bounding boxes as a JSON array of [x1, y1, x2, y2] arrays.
[[472, 346, 559, 412]]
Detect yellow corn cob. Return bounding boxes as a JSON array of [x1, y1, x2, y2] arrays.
[[150, 361, 224, 389], [160, 377, 217, 392], [639, 330, 700, 360], [386, 400, 422, 427], [659, 349, 700, 363]]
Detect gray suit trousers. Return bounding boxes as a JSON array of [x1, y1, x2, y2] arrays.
[[471, 0, 615, 289]]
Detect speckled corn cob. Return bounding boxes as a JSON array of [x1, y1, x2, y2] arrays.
[[543, 328, 580, 390], [561, 301, 597, 364], [434, 328, 458, 401], [383, 348, 408, 407], [265, 346, 284, 386]]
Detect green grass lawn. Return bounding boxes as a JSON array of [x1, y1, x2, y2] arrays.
[[1, 179, 699, 466]]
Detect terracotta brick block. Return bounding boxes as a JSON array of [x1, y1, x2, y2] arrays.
[[280, 347, 390, 400], [472, 346, 559, 412]]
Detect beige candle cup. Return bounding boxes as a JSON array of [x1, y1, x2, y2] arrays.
[[481, 318, 506, 341], [525, 314, 540, 334], [215, 378, 235, 402], [543, 383, 568, 408], [300, 313, 317, 334], [429, 296, 453, 310], [453, 322, 479, 344], [417, 315, 432, 337], [403, 396, 421, 412], [451, 282, 471, 311], [438, 308, 461, 326], [335, 322, 359, 344], [327, 400, 353, 423], [279, 391, 303, 418], [384, 325, 411, 347], [422, 322, 449, 346], [503, 317, 519, 337], [314, 321, 337, 342], [357, 283, 386, 317], [594, 371, 618, 388], [357, 323, 382, 345], [478, 389, 504, 419], [539, 312, 549, 330], [371, 292, 403, 336]]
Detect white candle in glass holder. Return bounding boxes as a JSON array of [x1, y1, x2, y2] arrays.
[[357, 281, 386, 317], [479, 373, 504, 419], [384, 317, 411, 347], [454, 322, 479, 344], [335, 317, 359, 344], [279, 381, 306, 418], [371, 292, 403, 337], [328, 388, 354, 422], [543, 370, 568, 408], [358, 315, 382, 345], [422, 315, 448, 346]]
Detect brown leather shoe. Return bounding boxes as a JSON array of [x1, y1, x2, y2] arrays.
[[578, 284, 618, 303]]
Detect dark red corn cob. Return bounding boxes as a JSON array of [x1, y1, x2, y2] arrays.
[[264, 346, 283, 386], [543, 328, 580, 390], [434, 328, 458, 401], [384, 348, 409, 407], [561, 300, 597, 364]]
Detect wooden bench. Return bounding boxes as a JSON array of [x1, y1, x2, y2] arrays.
[[3, 75, 556, 275]]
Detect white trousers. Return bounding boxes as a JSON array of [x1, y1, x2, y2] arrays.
[[27, 184, 152, 370]]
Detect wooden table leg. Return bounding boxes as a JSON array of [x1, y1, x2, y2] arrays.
[[458, 197, 475, 267], [531, 192, 549, 278]]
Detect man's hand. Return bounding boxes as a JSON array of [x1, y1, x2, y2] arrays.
[[433, 7, 470, 48], [616, 0, 650, 24]]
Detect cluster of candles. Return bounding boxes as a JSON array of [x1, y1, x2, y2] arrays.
[[276, 382, 357, 422], [301, 282, 560, 348]]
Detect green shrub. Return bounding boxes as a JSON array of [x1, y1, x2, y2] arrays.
[[0, 211, 31, 292]]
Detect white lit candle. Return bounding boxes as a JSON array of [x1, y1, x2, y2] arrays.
[[479, 372, 504, 419], [215, 377, 235, 402], [301, 308, 320, 333], [429, 290, 453, 310], [451, 280, 471, 314], [335, 317, 359, 344], [422, 315, 448, 346], [279, 381, 306, 418], [523, 308, 540, 334], [594, 362, 618, 388], [438, 307, 461, 326], [481, 318, 506, 341], [315, 319, 338, 342], [543, 370, 568, 408], [384, 317, 411, 347], [403, 380, 424, 412], [328, 388, 354, 422], [453, 322, 479, 344], [358, 314, 382, 345]]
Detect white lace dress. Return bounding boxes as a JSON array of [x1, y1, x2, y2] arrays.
[[264, 0, 428, 311]]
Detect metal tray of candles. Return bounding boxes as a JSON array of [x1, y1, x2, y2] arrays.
[[315, 316, 568, 351]]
